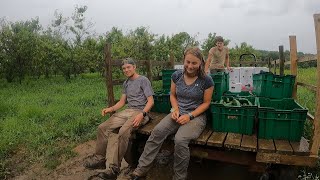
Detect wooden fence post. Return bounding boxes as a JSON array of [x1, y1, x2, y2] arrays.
[[268, 57, 271, 70], [146, 59, 152, 82], [279, 45, 285, 76], [170, 52, 175, 69], [289, 36, 298, 99], [104, 43, 115, 109], [274, 59, 277, 74], [311, 14, 320, 155]]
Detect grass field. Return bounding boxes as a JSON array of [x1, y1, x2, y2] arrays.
[[0, 67, 318, 179]]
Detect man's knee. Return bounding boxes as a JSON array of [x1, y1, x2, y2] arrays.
[[97, 123, 106, 132], [118, 126, 132, 140]]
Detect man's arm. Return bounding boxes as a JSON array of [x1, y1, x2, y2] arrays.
[[225, 47, 231, 70], [101, 94, 126, 116], [142, 96, 154, 113], [132, 95, 154, 127], [205, 53, 212, 74]]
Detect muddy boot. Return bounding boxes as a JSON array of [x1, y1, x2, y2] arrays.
[[98, 166, 120, 180], [130, 171, 146, 180], [84, 154, 106, 170]]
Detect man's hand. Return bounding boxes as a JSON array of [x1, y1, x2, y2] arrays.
[[101, 107, 113, 116], [226, 66, 232, 71], [176, 114, 190, 125], [132, 113, 144, 127]]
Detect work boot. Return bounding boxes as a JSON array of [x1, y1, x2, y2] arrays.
[[98, 166, 120, 180], [130, 171, 146, 180], [83, 154, 106, 170]]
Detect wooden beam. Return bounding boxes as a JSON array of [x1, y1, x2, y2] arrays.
[[191, 128, 213, 145], [268, 57, 272, 69], [256, 152, 318, 167], [239, 135, 257, 152], [258, 139, 275, 153], [308, 112, 315, 121], [297, 82, 317, 92], [290, 137, 310, 156], [104, 43, 115, 108], [190, 146, 266, 172], [207, 132, 227, 147], [270, 55, 317, 65], [224, 133, 242, 149], [290, 36, 298, 99], [110, 59, 171, 67], [274, 140, 293, 155], [311, 13, 320, 156], [170, 52, 175, 69], [279, 45, 285, 76], [274, 58, 277, 74], [230, 61, 268, 66], [146, 59, 152, 82]]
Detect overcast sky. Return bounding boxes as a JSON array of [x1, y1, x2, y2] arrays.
[[1, 0, 320, 53]]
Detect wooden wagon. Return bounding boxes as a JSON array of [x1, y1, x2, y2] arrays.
[[103, 14, 320, 179]]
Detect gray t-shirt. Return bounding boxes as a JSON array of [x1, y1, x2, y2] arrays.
[[172, 70, 214, 115], [123, 75, 154, 110]]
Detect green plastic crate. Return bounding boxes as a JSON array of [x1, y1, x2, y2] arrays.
[[257, 97, 307, 141], [224, 91, 254, 97], [162, 69, 177, 91], [210, 96, 257, 135], [151, 91, 171, 113], [253, 72, 295, 99], [210, 72, 229, 101]]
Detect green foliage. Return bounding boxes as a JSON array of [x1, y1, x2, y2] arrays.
[[229, 42, 261, 63]]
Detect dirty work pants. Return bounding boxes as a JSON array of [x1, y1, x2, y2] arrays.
[[135, 113, 206, 180], [95, 109, 149, 168]]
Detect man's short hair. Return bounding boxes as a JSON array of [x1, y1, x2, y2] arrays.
[[121, 58, 136, 66], [215, 36, 224, 43]]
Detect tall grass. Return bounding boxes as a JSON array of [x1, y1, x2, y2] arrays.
[[0, 73, 162, 178]]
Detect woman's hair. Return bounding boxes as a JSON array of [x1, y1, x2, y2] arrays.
[[183, 47, 206, 78]]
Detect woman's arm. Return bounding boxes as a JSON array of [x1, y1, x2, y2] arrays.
[[170, 80, 180, 120]]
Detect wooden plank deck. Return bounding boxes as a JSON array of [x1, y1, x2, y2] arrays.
[[136, 112, 316, 167]]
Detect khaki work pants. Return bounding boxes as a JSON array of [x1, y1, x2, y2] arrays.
[[95, 109, 150, 167]]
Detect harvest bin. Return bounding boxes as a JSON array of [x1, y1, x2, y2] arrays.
[[162, 69, 177, 92], [253, 72, 295, 99], [210, 96, 257, 135], [210, 72, 229, 101], [257, 97, 308, 141], [151, 91, 171, 113]]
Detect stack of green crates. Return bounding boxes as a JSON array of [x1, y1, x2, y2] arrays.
[[253, 72, 295, 99], [162, 69, 177, 93], [210, 72, 229, 101], [256, 97, 307, 141], [151, 91, 171, 113], [210, 96, 257, 135]]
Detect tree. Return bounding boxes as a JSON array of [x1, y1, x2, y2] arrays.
[[168, 32, 199, 62]]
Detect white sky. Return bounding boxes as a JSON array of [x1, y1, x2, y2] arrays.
[[1, 0, 320, 53]]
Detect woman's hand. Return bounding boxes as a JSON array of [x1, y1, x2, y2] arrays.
[[171, 109, 180, 120], [176, 114, 190, 125]]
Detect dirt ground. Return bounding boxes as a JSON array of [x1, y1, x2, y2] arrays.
[[12, 134, 260, 180]]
